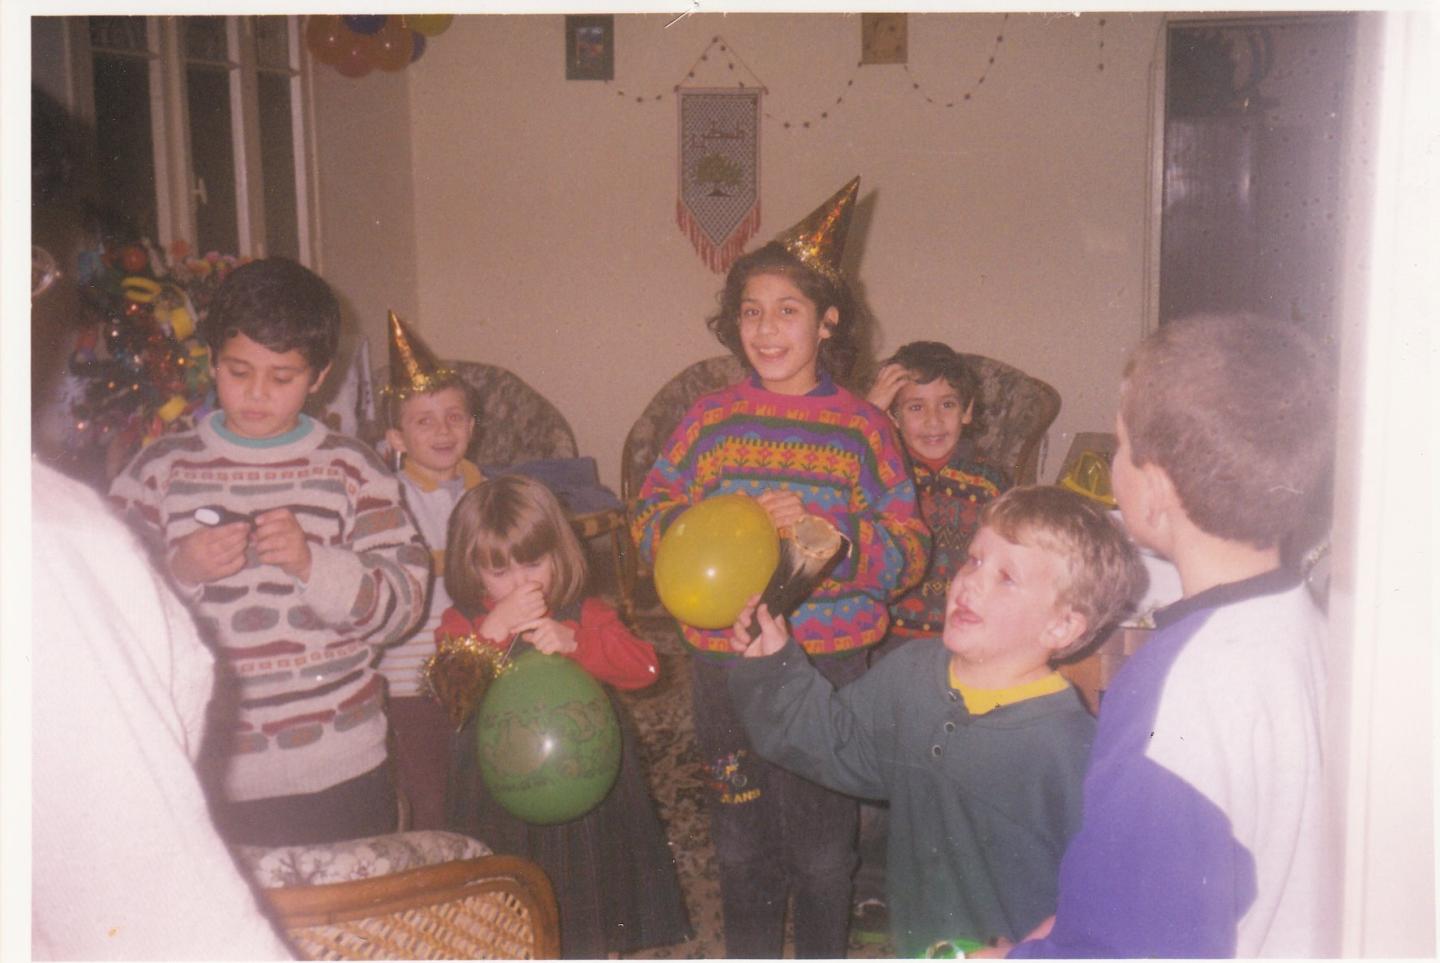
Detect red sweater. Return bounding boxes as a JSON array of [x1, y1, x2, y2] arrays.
[[436, 597, 659, 691]]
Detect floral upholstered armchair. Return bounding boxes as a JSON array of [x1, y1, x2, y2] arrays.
[[238, 828, 492, 889], [366, 359, 634, 618], [366, 361, 580, 468], [953, 352, 1062, 487], [237, 830, 561, 959]]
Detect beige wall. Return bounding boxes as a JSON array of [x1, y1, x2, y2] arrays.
[[316, 11, 1164, 487], [308, 58, 421, 388]]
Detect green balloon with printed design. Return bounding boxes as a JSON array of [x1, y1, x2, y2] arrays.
[[474, 649, 621, 824]]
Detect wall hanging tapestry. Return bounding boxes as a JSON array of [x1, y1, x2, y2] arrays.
[[677, 88, 761, 274]]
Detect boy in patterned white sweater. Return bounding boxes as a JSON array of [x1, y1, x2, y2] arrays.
[[111, 258, 429, 847]]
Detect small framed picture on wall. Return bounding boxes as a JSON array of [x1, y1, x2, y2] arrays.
[[566, 15, 614, 81]]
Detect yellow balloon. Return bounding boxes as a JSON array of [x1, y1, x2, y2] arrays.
[[403, 14, 454, 37], [654, 494, 780, 629]]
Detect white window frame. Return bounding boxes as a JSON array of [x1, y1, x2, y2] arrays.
[[62, 14, 318, 264]]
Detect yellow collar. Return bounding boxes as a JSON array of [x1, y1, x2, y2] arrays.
[[403, 457, 484, 493], [948, 669, 1069, 715]]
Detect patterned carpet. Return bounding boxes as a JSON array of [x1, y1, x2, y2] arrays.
[[615, 610, 898, 960]]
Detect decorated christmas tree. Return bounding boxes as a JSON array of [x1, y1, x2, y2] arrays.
[[61, 236, 249, 479]]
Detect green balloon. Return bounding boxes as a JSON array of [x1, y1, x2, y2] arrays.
[[475, 650, 621, 825], [921, 937, 986, 958]]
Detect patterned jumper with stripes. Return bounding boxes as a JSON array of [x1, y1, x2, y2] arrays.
[[110, 411, 429, 803], [631, 375, 930, 656]]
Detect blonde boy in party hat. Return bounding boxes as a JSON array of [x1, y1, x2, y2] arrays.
[[378, 311, 483, 829]]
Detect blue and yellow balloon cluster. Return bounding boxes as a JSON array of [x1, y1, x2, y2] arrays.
[[305, 15, 454, 78]]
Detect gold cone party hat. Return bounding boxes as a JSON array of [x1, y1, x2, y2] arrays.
[[385, 310, 456, 400], [773, 176, 860, 286]]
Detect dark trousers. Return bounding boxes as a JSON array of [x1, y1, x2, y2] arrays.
[[387, 695, 453, 831], [210, 762, 397, 848], [691, 651, 868, 959]]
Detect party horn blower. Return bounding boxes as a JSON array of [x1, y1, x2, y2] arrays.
[[747, 514, 851, 640]]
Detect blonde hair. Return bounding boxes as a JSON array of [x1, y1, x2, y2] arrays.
[[444, 474, 587, 616], [981, 485, 1144, 659]]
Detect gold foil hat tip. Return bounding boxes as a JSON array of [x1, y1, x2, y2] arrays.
[[772, 176, 860, 285], [384, 309, 457, 400]]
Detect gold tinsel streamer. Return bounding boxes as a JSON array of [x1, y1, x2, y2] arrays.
[[422, 633, 515, 731]]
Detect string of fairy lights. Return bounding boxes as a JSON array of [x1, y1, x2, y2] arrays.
[[900, 15, 1009, 110], [608, 14, 1109, 131]]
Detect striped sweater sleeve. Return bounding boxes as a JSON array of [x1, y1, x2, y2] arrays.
[[301, 450, 429, 646], [108, 433, 207, 605], [630, 396, 707, 564], [849, 411, 929, 601]]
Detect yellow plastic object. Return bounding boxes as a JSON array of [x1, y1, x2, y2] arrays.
[[1059, 450, 1117, 507], [167, 302, 196, 339], [654, 494, 780, 629], [155, 394, 188, 423]]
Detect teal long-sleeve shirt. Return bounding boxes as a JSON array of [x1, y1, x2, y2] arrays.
[[728, 636, 1094, 954]]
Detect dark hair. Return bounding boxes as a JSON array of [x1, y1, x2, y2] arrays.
[[882, 340, 981, 414], [444, 475, 588, 617], [982, 485, 1145, 658], [1120, 313, 1335, 549], [31, 88, 91, 431], [202, 257, 341, 373], [705, 242, 860, 383]]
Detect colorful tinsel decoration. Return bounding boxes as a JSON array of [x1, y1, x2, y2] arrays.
[[65, 239, 248, 472], [422, 633, 516, 731]]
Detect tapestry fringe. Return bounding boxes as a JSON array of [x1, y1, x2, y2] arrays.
[[676, 200, 762, 275]]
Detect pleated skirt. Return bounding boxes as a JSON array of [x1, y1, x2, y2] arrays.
[[447, 690, 692, 958]]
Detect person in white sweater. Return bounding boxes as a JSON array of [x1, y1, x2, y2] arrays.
[[34, 430, 296, 959], [30, 87, 291, 957]]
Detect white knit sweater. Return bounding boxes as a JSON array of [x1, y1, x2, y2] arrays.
[[110, 412, 429, 802]]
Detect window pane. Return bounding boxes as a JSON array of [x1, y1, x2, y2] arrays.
[[186, 62, 239, 254], [258, 72, 299, 260], [90, 15, 148, 53], [253, 16, 291, 70], [183, 16, 229, 65], [91, 49, 158, 242]]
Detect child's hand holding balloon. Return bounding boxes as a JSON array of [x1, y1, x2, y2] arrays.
[[516, 616, 578, 655], [755, 488, 807, 531]]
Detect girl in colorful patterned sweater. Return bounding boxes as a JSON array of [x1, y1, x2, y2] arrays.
[[631, 177, 930, 958], [440, 474, 690, 958]]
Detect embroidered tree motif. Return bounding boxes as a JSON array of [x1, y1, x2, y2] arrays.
[[694, 153, 743, 197]]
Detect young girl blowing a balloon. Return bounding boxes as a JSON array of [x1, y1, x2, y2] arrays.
[[439, 474, 689, 958], [631, 177, 931, 958]]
